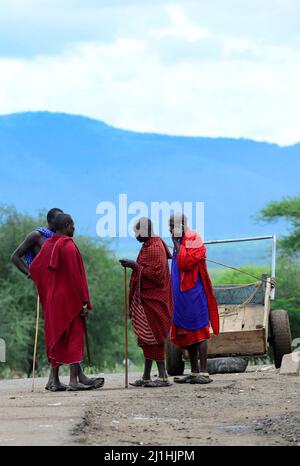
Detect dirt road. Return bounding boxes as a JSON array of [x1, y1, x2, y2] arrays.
[[0, 366, 299, 446]]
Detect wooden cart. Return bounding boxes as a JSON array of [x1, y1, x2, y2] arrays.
[[166, 236, 292, 375]]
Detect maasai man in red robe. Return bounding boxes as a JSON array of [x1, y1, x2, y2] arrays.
[[120, 218, 173, 388], [30, 213, 104, 391], [169, 213, 219, 384], [11, 208, 63, 387]]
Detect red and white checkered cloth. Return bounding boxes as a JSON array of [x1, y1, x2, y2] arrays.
[[129, 236, 173, 350]]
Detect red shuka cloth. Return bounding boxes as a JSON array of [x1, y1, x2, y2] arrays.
[[142, 343, 166, 362], [170, 325, 211, 349], [176, 228, 219, 336], [30, 234, 92, 367], [129, 236, 173, 357]]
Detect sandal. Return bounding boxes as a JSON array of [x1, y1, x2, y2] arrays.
[[129, 379, 150, 387], [144, 379, 172, 388], [80, 377, 105, 389], [174, 374, 195, 384], [47, 383, 68, 392], [67, 382, 94, 391], [189, 375, 213, 384], [91, 378, 105, 389]]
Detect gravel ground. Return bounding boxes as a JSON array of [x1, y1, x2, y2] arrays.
[[0, 366, 299, 446]]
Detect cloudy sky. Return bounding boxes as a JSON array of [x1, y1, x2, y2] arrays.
[[0, 0, 299, 145]]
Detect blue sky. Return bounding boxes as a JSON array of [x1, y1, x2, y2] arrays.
[[0, 0, 299, 145]]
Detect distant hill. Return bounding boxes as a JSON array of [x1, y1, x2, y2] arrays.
[[0, 111, 299, 262]]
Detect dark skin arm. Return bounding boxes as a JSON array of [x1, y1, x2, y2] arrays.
[[119, 259, 138, 270], [80, 303, 90, 319], [11, 231, 43, 277], [172, 236, 181, 253]]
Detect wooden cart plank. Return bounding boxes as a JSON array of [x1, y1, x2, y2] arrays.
[[263, 279, 271, 342], [217, 304, 265, 333], [208, 329, 267, 356]]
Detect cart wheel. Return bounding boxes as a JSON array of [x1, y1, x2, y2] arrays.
[[166, 337, 184, 376], [270, 310, 292, 369]]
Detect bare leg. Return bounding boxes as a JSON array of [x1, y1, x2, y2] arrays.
[[175, 342, 211, 384], [44, 365, 68, 391], [156, 360, 168, 379], [199, 340, 208, 373], [52, 366, 60, 386], [70, 363, 79, 385], [45, 367, 54, 389], [143, 359, 153, 381], [187, 343, 200, 374], [77, 364, 89, 383], [76, 363, 105, 388], [187, 340, 212, 384]]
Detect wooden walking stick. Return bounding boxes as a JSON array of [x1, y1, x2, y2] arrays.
[[124, 267, 129, 389], [31, 295, 40, 392], [84, 318, 91, 366]]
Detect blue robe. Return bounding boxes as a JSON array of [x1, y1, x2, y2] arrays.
[[24, 227, 54, 266], [171, 250, 209, 331]]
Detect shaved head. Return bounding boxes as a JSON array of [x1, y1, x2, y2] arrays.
[[134, 217, 154, 243], [47, 208, 63, 224], [47, 207, 63, 230], [54, 213, 75, 237]]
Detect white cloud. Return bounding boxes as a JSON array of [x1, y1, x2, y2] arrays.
[[150, 5, 208, 42], [0, 1, 299, 145]]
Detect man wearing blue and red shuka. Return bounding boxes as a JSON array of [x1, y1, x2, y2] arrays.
[[169, 213, 219, 384]]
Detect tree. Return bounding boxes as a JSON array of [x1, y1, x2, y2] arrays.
[[258, 196, 300, 253], [257, 196, 300, 339]]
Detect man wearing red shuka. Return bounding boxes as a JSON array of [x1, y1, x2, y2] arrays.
[[30, 213, 104, 392], [120, 217, 173, 388]]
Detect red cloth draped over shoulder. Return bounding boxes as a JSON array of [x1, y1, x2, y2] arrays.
[[29, 234, 92, 365], [129, 236, 173, 346], [177, 228, 219, 336]]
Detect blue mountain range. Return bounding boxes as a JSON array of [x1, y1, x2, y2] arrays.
[[0, 111, 299, 263]]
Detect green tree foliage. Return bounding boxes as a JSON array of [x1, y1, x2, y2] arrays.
[[258, 196, 300, 253], [257, 195, 300, 338], [210, 264, 271, 285], [0, 206, 143, 378]]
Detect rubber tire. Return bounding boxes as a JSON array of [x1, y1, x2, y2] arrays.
[[166, 337, 185, 376], [270, 310, 292, 369], [207, 357, 249, 374]]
